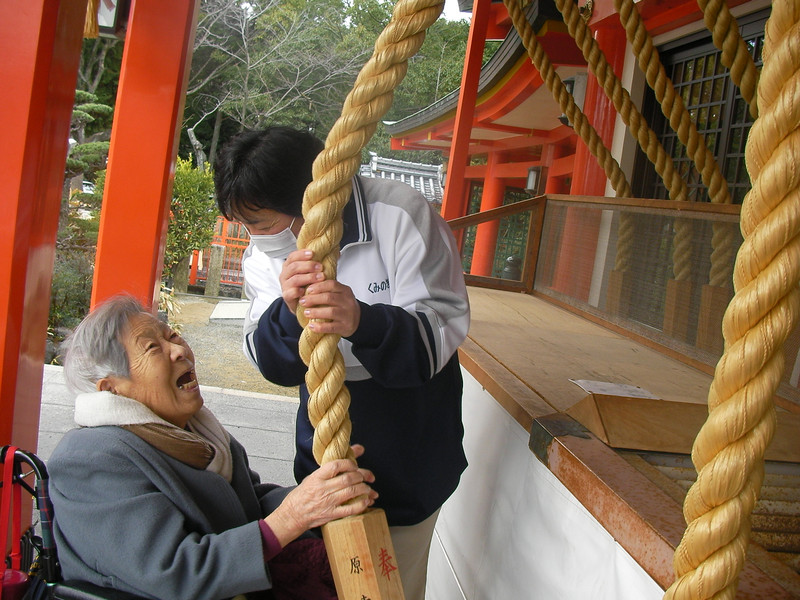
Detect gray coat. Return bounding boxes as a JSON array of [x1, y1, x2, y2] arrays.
[[49, 425, 291, 600]]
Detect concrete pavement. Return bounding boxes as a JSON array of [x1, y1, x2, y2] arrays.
[[38, 363, 300, 487]]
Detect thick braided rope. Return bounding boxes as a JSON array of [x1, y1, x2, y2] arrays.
[[553, 0, 687, 202], [664, 4, 800, 598], [672, 218, 694, 281], [503, 0, 633, 198], [615, 0, 733, 287], [553, 0, 690, 278], [696, 0, 760, 120], [615, 0, 730, 206], [295, 0, 444, 466], [696, 0, 760, 288], [708, 222, 739, 287], [613, 212, 635, 272]]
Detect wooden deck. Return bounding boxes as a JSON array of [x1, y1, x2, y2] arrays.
[[465, 286, 715, 412], [459, 286, 800, 598]]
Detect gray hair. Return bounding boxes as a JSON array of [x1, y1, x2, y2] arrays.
[[62, 295, 148, 394]]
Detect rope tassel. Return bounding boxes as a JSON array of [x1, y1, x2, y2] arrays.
[[84, 0, 100, 39]]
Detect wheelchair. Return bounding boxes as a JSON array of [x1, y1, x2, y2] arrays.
[[2, 445, 146, 600]]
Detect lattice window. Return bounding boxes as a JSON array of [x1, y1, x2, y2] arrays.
[[635, 9, 768, 204]]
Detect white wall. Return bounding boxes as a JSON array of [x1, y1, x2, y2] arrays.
[[425, 370, 664, 599]]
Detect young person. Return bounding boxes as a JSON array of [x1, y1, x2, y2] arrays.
[[214, 126, 471, 599]]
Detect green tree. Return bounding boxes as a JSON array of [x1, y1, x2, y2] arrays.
[[50, 82, 115, 343], [182, 0, 371, 167], [164, 157, 218, 283], [358, 12, 473, 163], [49, 168, 105, 342], [65, 89, 113, 182]]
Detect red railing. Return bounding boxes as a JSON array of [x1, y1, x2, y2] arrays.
[[189, 217, 249, 286]]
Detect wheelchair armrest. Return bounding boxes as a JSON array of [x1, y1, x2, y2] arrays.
[[50, 580, 150, 600]]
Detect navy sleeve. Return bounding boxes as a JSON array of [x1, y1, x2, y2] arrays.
[[252, 298, 307, 386], [346, 301, 437, 388]]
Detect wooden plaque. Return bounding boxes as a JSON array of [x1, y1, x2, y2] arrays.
[[322, 508, 405, 600]]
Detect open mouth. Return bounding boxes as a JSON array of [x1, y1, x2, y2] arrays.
[[176, 370, 198, 391]]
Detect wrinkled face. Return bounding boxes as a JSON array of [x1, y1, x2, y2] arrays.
[[101, 312, 202, 428], [233, 206, 301, 236]]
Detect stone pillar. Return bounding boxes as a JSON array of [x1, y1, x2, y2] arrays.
[[204, 244, 225, 298]]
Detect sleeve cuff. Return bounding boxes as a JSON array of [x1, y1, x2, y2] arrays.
[[259, 520, 283, 562], [279, 301, 304, 335], [346, 301, 389, 347]]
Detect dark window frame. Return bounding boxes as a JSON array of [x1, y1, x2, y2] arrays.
[[633, 8, 769, 204]]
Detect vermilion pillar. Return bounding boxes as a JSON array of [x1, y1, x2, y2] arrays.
[[548, 139, 600, 301], [470, 153, 506, 276], [91, 0, 199, 310], [548, 24, 626, 301], [570, 24, 627, 196], [441, 0, 491, 222], [0, 0, 88, 448]]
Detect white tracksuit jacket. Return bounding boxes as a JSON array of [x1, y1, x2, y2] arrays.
[[241, 175, 470, 526]]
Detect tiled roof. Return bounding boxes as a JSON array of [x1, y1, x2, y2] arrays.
[[359, 152, 444, 208]]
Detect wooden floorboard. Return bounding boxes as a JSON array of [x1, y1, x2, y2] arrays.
[[465, 287, 715, 413]]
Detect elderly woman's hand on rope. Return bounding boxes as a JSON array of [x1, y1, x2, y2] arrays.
[[281, 248, 362, 336], [264, 444, 377, 547]]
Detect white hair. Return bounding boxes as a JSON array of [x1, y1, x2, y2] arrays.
[[62, 295, 147, 394]]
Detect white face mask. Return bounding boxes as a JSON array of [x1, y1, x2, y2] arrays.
[[248, 218, 297, 259]]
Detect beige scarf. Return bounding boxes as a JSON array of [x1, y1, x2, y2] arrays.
[[74, 391, 233, 482]]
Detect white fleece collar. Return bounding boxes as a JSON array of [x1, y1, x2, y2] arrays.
[[74, 391, 175, 427], [73, 391, 233, 482]]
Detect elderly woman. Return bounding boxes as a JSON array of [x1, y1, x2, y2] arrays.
[[48, 295, 377, 600]]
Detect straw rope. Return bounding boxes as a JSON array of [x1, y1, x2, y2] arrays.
[[708, 222, 738, 287], [554, 0, 695, 279], [503, 0, 633, 198], [615, 0, 730, 205], [698, 0, 761, 289], [696, 0, 760, 120], [665, 3, 800, 597], [613, 212, 635, 272], [672, 218, 694, 281], [615, 0, 737, 289], [553, 0, 687, 202], [84, 0, 100, 39], [295, 0, 445, 466]]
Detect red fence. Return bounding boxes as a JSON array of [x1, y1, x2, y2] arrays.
[[189, 217, 249, 286]]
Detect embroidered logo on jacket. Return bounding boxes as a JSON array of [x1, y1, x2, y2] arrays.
[[368, 278, 390, 293]]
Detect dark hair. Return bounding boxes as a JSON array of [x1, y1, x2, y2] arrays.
[[214, 126, 324, 220]]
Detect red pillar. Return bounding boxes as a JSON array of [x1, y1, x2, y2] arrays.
[[91, 0, 199, 311], [549, 208, 602, 301], [570, 24, 627, 196], [542, 142, 571, 194], [470, 153, 505, 276], [548, 24, 626, 301], [548, 138, 601, 301], [0, 0, 88, 449], [440, 0, 491, 222]]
